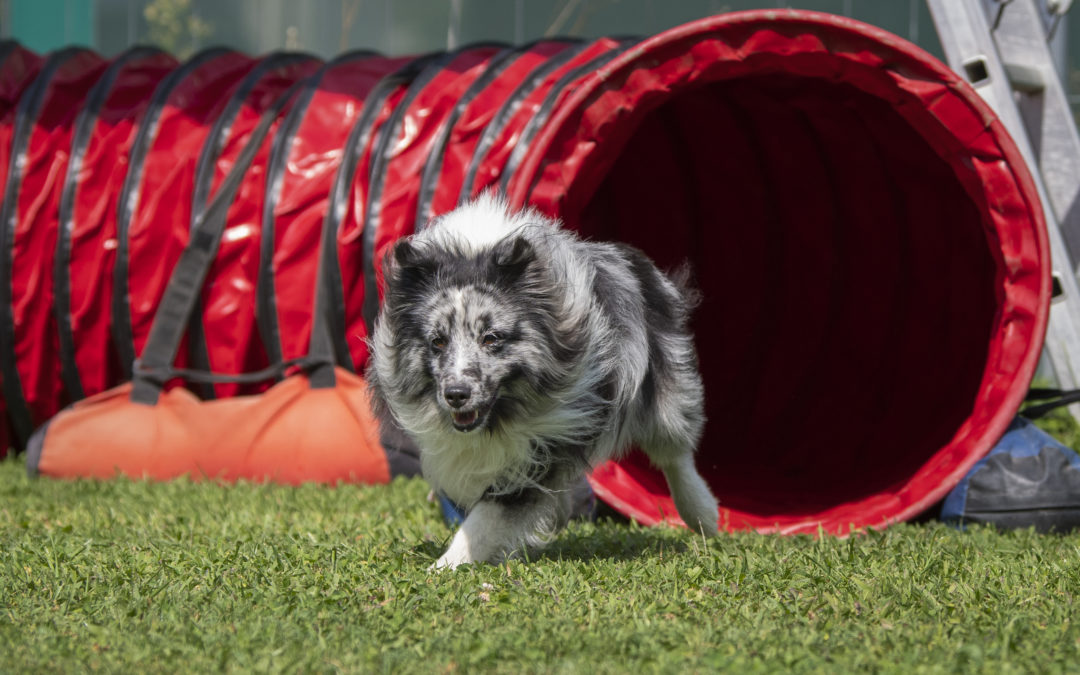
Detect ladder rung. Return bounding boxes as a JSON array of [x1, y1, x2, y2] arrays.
[[1004, 61, 1045, 92]]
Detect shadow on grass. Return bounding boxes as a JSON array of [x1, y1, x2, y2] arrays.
[[535, 518, 689, 563], [409, 518, 690, 566], [410, 538, 446, 562]]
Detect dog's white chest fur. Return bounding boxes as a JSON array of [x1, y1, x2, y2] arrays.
[[418, 429, 533, 506]]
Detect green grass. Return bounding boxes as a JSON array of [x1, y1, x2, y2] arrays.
[[1028, 406, 1080, 450], [1024, 377, 1080, 448], [2, 458, 1080, 673]]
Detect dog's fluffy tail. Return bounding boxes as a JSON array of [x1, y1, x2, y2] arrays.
[[667, 261, 703, 311]]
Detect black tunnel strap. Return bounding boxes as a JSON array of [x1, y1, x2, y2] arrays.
[[256, 66, 319, 370], [1022, 388, 1080, 419], [130, 81, 304, 405], [190, 53, 319, 226], [135, 355, 322, 388], [1026, 387, 1074, 400], [301, 51, 401, 375], [318, 50, 444, 352], [306, 258, 337, 390]]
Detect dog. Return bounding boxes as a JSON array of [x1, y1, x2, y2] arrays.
[[366, 194, 718, 569]]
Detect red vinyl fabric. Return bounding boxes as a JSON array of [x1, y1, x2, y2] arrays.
[[0, 42, 42, 456], [192, 53, 323, 398], [0, 11, 1052, 533], [259, 53, 411, 370], [3, 48, 108, 446], [458, 37, 624, 204], [57, 47, 178, 404], [370, 45, 506, 266], [414, 39, 582, 229], [115, 50, 255, 379]]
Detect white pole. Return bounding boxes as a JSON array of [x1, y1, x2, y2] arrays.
[[448, 0, 462, 50]]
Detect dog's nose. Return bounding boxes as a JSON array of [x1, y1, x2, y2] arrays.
[[443, 385, 471, 409]]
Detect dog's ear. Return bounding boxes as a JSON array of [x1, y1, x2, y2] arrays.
[[390, 238, 440, 276], [392, 238, 424, 269], [492, 236, 535, 278], [386, 239, 439, 300]]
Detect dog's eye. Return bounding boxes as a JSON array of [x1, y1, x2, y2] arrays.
[[481, 333, 501, 347], [431, 335, 447, 351]]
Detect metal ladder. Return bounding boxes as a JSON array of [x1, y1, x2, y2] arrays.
[[927, 0, 1080, 397]]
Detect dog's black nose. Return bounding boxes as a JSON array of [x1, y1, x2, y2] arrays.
[[443, 385, 471, 409]]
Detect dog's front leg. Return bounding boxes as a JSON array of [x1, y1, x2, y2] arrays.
[[433, 502, 515, 570], [433, 488, 568, 570]]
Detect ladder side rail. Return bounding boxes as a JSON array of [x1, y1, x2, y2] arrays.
[[928, 0, 1080, 391], [985, 0, 1080, 275]]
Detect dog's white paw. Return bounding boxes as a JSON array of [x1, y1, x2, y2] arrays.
[[430, 530, 476, 571], [430, 550, 473, 572], [430, 558, 459, 572]]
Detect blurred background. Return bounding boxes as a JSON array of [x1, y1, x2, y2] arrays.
[[0, 0, 1078, 116]]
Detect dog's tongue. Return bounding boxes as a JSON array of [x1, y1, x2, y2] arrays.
[[453, 410, 478, 426]]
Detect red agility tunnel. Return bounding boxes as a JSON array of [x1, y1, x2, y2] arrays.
[[506, 12, 1049, 534], [3, 10, 1049, 535]]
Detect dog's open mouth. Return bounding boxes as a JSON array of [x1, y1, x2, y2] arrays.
[[452, 410, 478, 427], [450, 403, 491, 432]]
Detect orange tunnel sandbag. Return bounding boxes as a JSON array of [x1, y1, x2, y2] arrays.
[[1, 11, 1051, 534], [31, 367, 390, 486]]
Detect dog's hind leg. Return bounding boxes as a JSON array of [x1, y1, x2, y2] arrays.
[[626, 282, 718, 534], [636, 395, 719, 536], [653, 450, 719, 536]]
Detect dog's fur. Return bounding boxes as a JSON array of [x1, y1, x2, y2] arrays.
[[366, 194, 718, 569]]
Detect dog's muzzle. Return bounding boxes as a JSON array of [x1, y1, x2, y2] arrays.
[[443, 384, 488, 431]]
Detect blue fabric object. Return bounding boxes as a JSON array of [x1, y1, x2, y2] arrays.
[[941, 417, 1080, 532], [438, 492, 467, 527]]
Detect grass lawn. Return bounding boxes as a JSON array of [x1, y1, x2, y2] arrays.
[[2, 451, 1080, 673]]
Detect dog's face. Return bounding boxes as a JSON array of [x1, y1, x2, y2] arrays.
[[376, 234, 548, 435], [424, 285, 518, 432]]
